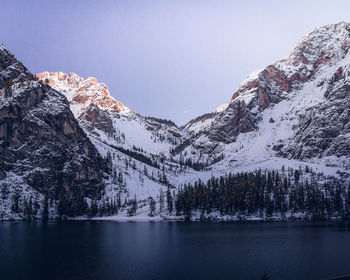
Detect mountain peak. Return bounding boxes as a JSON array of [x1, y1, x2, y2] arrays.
[[230, 22, 350, 108], [0, 43, 33, 87], [36, 72, 131, 117], [215, 103, 228, 113]]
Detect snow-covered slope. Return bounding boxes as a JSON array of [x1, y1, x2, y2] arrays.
[[173, 22, 350, 173]]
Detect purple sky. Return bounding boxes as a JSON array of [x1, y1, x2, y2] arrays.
[[1, 0, 349, 124]]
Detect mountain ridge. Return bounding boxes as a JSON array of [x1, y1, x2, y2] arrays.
[[36, 22, 350, 173], [1, 21, 350, 220]]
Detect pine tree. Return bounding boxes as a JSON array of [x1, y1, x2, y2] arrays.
[[124, 197, 128, 208], [139, 171, 144, 184], [125, 158, 129, 170], [117, 195, 121, 209], [11, 190, 20, 213], [106, 151, 112, 169], [127, 195, 137, 216], [162, 171, 168, 185], [175, 190, 183, 216], [1, 183, 9, 199], [88, 199, 98, 218], [117, 171, 123, 184], [159, 189, 165, 213], [148, 197, 156, 217], [166, 187, 173, 214], [294, 170, 300, 184], [33, 194, 40, 217], [24, 197, 33, 220], [112, 169, 118, 184], [42, 195, 49, 221], [144, 165, 149, 177]]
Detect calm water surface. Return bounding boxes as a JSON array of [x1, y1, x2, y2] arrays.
[[1, 221, 350, 280]]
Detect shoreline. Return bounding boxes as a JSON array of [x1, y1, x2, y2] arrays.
[[1, 214, 347, 223]]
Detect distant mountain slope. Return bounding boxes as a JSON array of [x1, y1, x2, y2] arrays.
[[0, 45, 108, 220]]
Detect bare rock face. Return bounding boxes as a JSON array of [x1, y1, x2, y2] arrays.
[[36, 72, 131, 137], [35, 72, 131, 116], [78, 104, 116, 136], [231, 22, 350, 108], [231, 65, 290, 108], [279, 64, 350, 160], [0, 44, 108, 217], [205, 101, 257, 144]]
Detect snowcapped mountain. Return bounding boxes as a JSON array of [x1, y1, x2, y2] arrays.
[[36, 72, 184, 155], [38, 22, 350, 184], [174, 22, 350, 173], [1, 22, 350, 220], [35, 71, 189, 217]]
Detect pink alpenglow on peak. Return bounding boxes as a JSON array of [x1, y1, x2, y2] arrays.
[[36, 72, 131, 118], [231, 22, 350, 108]]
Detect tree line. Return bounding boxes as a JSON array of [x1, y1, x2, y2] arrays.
[[173, 167, 350, 220]]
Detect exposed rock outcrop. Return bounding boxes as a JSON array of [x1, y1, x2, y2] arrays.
[[35, 72, 131, 116], [0, 44, 108, 218], [279, 63, 350, 160]]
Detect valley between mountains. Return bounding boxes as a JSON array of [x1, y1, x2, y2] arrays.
[[1, 22, 350, 221]]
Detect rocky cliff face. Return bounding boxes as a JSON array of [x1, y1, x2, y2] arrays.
[[279, 61, 350, 160], [175, 22, 350, 168], [35, 72, 131, 116], [231, 22, 350, 106], [0, 45, 108, 219], [36, 72, 132, 140]]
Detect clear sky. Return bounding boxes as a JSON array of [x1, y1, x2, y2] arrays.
[[1, 0, 349, 125]]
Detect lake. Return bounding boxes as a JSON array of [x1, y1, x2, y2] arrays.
[[1, 221, 350, 280]]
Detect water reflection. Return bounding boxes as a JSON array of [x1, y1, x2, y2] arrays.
[[0, 221, 350, 280]]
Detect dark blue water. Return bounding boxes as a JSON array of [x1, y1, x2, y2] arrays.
[[1, 221, 350, 280]]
